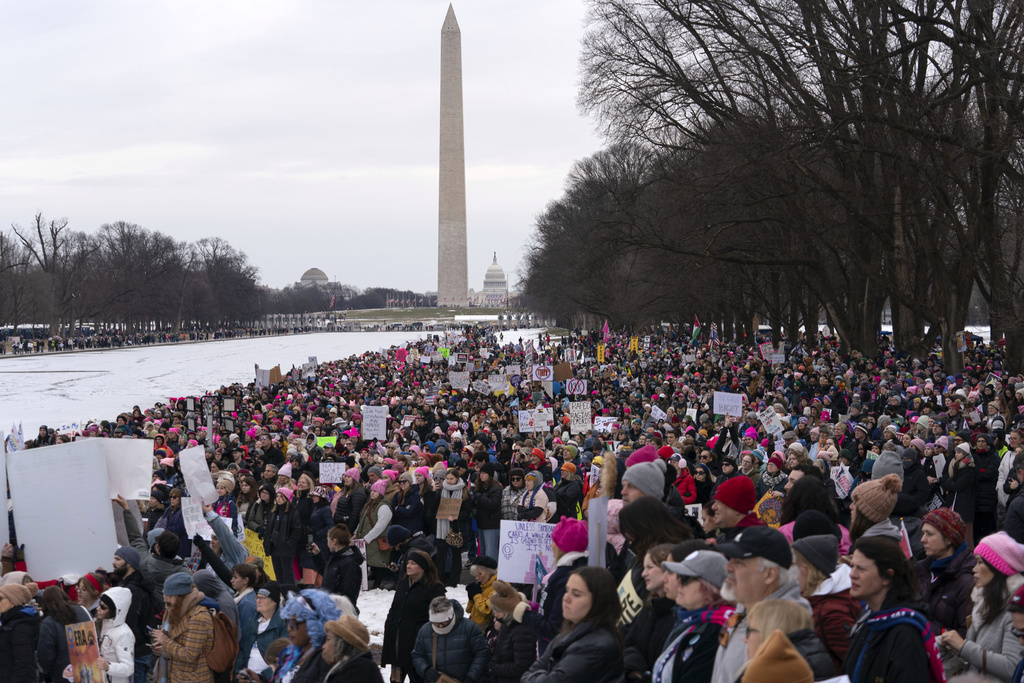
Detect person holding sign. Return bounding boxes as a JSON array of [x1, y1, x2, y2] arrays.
[[433, 469, 469, 587]]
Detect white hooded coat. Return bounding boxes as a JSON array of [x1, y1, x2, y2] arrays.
[[98, 587, 135, 683]]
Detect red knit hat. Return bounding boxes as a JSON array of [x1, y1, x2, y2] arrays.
[[921, 508, 966, 548], [626, 444, 659, 467], [714, 476, 756, 515], [657, 446, 675, 461]]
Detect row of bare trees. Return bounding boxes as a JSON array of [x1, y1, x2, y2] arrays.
[[522, 0, 1024, 372]]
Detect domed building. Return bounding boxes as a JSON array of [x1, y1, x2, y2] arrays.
[[297, 268, 329, 288], [468, 254, 514, 306]]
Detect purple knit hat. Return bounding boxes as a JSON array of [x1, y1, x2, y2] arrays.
[[976, 532, 1024, 576]]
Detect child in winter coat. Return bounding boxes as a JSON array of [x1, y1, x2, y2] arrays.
[[96, 587, 135, 683]]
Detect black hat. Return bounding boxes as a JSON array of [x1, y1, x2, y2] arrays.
[[716, 526, 793, 569], [469, 556, 497, 570], [792, 535, 839, 576], [792, 510, 840, 542], [480, 462, 496, 478], [256, 581, 282, 605], [455, 458, 469, 469]]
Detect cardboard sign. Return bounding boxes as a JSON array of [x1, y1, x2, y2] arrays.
[[437, 496, 463, 520], [553, 362, 573, 381], [319, 462, 348, 484], [565, 378, 588, 395], [361, 405, 388, 441], [66, 621, 103, 683], [651, 405, 667, 422], [498, 520, 556, 585], [713, 391, 744, 418], [570, 401, 592, 434], [587, 497, 608, 568], [179, 445, 219, 504]]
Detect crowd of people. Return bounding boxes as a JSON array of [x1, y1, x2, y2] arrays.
[[0, 326, 304, 355], [5, 323, 1024, 683]]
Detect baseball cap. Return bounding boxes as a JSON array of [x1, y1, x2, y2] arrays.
[[662, 550, 728, 588], [716, 526, 793, 569]]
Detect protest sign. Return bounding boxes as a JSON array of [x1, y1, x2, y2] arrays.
[[449, 371, 470, 391], [713, 391, 744, 418], [243, 529, 276, 580], [316, 436, 337, 449], [758, 342, 775, 360], [301, 362, 316, 379], [361, 405, 388, 440], [651, 404, 667, 422], [553, 362, 573, 381], [58, 439, 152, 500], [518, 410, 537, 431], [770, 352, 786, 364], [498, 520, 556, 585], [308, 355, 318, 366], [9, 444, 117, 580], [531, 365, 553, 381], [565, 378, 587, 395], [488, 374, 506, 392], [687, 504, 703, 525], [597, 344, 605, 362], [956, 331, 968, 353], [437, 497, 463, 520], [682, 354, 696, 364], [181, 497, 213, 540], [455, 352, 469, 363], [319, 462, 348, 484], [569, 401, 592, 434], [66, 621, 102, 683], [587, 497, 608, 568], [757, 407, 783, 438], [686, 408, 698, 421], [594, 416, 619, 433], [179, 445, 219, 504], [472, 380, 491, 394], [352, 539, 369, 591], [831, 465, 854, 499]]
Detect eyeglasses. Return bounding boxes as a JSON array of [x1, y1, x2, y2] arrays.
[[1014, 627, 1024, 639]]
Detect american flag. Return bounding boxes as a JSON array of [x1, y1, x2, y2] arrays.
[[710, 323, 720, 347]]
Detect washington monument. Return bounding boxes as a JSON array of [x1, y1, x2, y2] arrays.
[[437, 4, 469, 307]]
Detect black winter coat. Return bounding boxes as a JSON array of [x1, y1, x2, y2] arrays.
[[788, 628, 834, 681], [471, 481, 503, 530], [623, 597, 677, 678], [116, 569, 154, 657], [521, 622, 625, 683], [842, 596, 931, 683], [894, 460, 931, 517], [324, 650, 384, 683], [916, 546, 975, 636], [553, 478, 582, 523], [381, 577, 447, 672], [975, 449, 1000, 514], [942, 463, 977, 523], [521, 553, 589, 654], [1007, 494, 1024, 544], [36, 606, 91, 683], [312, 544, 364, 607], [265, 505, 302, 558], [411, 601, 491, 682], [0, 606, 40, 683], [332, 487, 367, 530], [391, 488, 425, 535], [488, 619, 538, 683]]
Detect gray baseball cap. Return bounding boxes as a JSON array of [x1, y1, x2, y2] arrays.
[[662, 550, 728, 588]]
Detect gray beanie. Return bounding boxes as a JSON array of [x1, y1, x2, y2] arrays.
[[368, 466, 383, 479], [114, 546, 141, 572], [163, 572, 194, 597], [871, 451, 904, 483], [622, 460, 666, 499], [792, 534, 839, 576]]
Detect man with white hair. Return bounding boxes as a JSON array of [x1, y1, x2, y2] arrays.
[[710, 526, 811, 683]]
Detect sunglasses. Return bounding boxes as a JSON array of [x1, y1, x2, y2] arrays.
[[1014, 628, 1024, 639], [511, 477, 523, 481]]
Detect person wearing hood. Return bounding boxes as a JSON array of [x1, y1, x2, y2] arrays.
[[711, 526, 811, 683], [942, 442, 978, 548], [412, 596, 490, 683], [265, 487, 303, 586], [895, 442, 932, 517], [0, 581, 40, 683], [96, 587, 136, 683], [916, 508, 975, 637], [192, 568, 239, 627], [311, 523, 364, 608], [937, 531, 1024, 680], [245, 483, 276, 535], [485, 600, 538, 683], [711, 476, 766, 542], [847, 473, 903, 547], [791, 531, 861, 674]]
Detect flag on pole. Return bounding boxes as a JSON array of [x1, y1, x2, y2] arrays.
[[6, 423, 24, 452], [710, 323, 720, 347], [898, 518, 912, 559], [602, 320, 610, 342], [691, 316, 702, 343]]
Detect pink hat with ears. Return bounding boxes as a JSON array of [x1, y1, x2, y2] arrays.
[[415, 466, 430, 480], [276, 487, 294, 502], [383, 470, 398, 482], [370, 479, 387, 496]]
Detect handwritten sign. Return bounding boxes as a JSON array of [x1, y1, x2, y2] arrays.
[[361, 405, 388, 441], [518, 410, 537, 431], [449, 371, 470, 391], [179, 445, 219, 504], [66, 621, 102, 683], [594, 416, 619, 433], [565, 378, 588, 395], [651, 405, 667, 422], [437, 496, 463, 520], [181, 497, 213, 540], [713, 391, 744, 419], [570, 401, 592, 434], [472, 380, 491, 394], [319, 463, 348, 484], [498, 520, 556, 585], [488, 374, 506, 392], [317, 436, 337, 449]]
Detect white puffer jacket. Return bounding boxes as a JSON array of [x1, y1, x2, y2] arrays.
[[98, 587, 136, 683]]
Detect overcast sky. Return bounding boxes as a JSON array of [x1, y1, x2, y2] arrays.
[[0, 1, 603, 293]]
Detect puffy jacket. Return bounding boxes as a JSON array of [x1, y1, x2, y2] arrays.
[[332, 487, 366, 530], [788, 628, 833, 681], [942, 462, 977, 523], [488, 618, 538, 683], [412, 600, 490, 682], [37, 605, 91, 683], [807, 564, 862, 674], [471, 481, 503, 530], [97, 587, 136, 683], [381, 576, 447, 672], [391, 488, 426, 535], [234, 609, 287, 677], [115, 568, 154, 658], [265, 505, 302, 558], [1, 605, 40, 683], [312, 544, 364, 607], [1006, 494, 1024, 544], [674, 469, 697, 504], [324, 650, 385, 683], [894, 460, 931, 516], [519, 550, 589, 654], [623, 596, 677, 678], [521, 621, 625, 683], [916, 544, 975, 636], [553, 477, 583, 523]]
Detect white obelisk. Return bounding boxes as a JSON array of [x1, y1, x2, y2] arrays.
[[437, 4, 468, 308]]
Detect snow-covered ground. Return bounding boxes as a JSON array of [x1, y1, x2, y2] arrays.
[[0, 329, 544, 434]]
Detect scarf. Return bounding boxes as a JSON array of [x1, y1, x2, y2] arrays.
[[760, 469, 786, 490], [851, 607, 946, 683], [928, 543, 967, 581], [652, 605, 735, 683], [234, 587, 253, 605], [436, 478, 465, 540]]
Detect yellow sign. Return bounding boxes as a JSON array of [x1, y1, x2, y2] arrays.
[[629, 336, 638, 352], [597, 344, 605, 363], [243, 529, 276, 580]]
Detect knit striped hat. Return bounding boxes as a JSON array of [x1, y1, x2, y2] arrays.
[[921, 508, 966, 549], [976, 532, 1024, 576]]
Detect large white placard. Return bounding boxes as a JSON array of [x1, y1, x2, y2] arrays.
[[180, 497, 213, 540], [449, 371, 470, 391], [179, 445, 219, 504], [569, 402, 592, 434], [9, 444, 117, 580], [498, 520, 556, 584], [318, 463, 348, 484], [518, 410, 537, 432], [587, 497, 608, 568], [713, 391, 744, 418], [101, 440, 153, 500], [651, 405, 668, 422], [0, 433, 6, 548], [361, 406, 388, 441], [594, 416, 619, 433]]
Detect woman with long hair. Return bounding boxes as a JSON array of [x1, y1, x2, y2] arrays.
[[155, 487, 191, 557], [265, 487, 302, 586], [778, 475, 849, 552], [77, 572, 108, 618], [381, 550, 446, 683], [521, 567, 625, 683], [937, 531, 1024, 680], [332, 468, 367, 531], [433, 469, 469, 586], [844, 537, 944, 683], [693, 463, 715, 504], [36, 585, 90, 683], [942, 442, 978, 548], [623, 543, 677, 680], [236, 475, 259, 519], [743, 599, 832, 680], [471, 462, 504, 561], [355, 479, 393, 587]]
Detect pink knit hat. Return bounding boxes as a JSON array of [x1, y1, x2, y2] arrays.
[[976, 532, 1024, 576], [279, 463, 293, 478], [744, 427, 759, 440], [275, 487, 294, 502], [382, 470, 398, 482], [343, 466, 360, 481], [625, 444, 658, 467], [370, 479, 387, 496], [415, 466, 430, 480], [551, 517, 588, 554]]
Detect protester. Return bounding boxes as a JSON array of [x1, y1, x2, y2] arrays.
[[265, 487, 302, 586], [381, 550, 447, 683], [255, 588, 341, 683], [521, 567, 625, 682], [323, 615, 384, 682], [743, 599, 832, 679], [310, 523, 364, 607], [741, 630, 814, 683], [916, 508, 975, 636], [486, 602, 538, 683], [151, 574, 215, 683], [236, 582, 287, 681], [356, 479, 394, 587], [36, 586, 91, 683], [95, 587, 136, 683], [412, 596, 490, 682], [623, 542, 678, 680], [466, 556, 498, 628]]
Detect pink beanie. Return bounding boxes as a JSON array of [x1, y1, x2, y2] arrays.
[[415, 466, 430, 480], [383, 470, 398, 482], [279, 463, 293, 478], [343, 466, 360, 481], [276, 487, 294, 502], [744, 427, 759, 440], [626, 444, 658, 467], [159, 457, 175, 467], [551, 517, 588, 554], [976, 532, 1024, 576], [370, 479, 387, 496]]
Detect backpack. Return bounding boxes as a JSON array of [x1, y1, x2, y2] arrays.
[[205, 608, 240, 673]]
